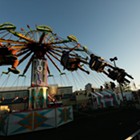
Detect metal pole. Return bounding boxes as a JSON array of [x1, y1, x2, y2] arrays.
[[119, 84, 124, 102], [110, 57, 124, 102], [113, 61, 116, 67]]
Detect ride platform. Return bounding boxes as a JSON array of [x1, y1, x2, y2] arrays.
[[0, 105, 73, 136]]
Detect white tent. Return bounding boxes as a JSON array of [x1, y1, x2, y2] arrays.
[[90, 92, 105, 109]]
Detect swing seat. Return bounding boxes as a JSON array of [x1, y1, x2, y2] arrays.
[[90, 61, 105, 72], [67, 60, 79, 71]]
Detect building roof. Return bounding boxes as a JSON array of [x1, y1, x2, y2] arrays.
[[0, 86, 29, 92]]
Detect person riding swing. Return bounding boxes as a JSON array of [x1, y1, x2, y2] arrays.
[[0, 43, 20, 74], [89, 54, 107, 72], [60, 50, 89, 74], [107, 67, 133, 84]]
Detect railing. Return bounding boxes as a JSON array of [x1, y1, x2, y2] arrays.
[[125, 129, 140, 140]]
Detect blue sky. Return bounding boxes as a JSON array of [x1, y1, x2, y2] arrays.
[[0, 0, 140, 90]]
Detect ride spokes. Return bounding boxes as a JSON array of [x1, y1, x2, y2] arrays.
[[0, 22, 134, 86]]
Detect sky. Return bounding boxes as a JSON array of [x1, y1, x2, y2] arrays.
[[0, 0, 140, 91]]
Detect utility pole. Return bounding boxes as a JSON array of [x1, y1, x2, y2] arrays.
[[110, 57, 124, 102]]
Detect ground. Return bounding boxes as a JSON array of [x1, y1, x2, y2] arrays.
[[0, 107, 140, 140]]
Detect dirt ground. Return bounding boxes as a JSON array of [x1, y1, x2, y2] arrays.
[[0, 107, 140, 140]]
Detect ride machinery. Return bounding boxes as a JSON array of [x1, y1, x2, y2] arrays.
[[0, 22, 134, 109]]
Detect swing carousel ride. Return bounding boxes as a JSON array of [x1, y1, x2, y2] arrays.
[[0, 22, 134, 90], [0, 22, 135, 136]]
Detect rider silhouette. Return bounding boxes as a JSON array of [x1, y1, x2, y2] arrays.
[[107, 67, 133, 84], [0, 43, 20, 74], [89, 54, 107, 72], [60, 50, 89, 74]]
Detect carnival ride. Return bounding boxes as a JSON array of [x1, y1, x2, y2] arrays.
[[0, 22, 133, 89], [0, 22, 135, 136]]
